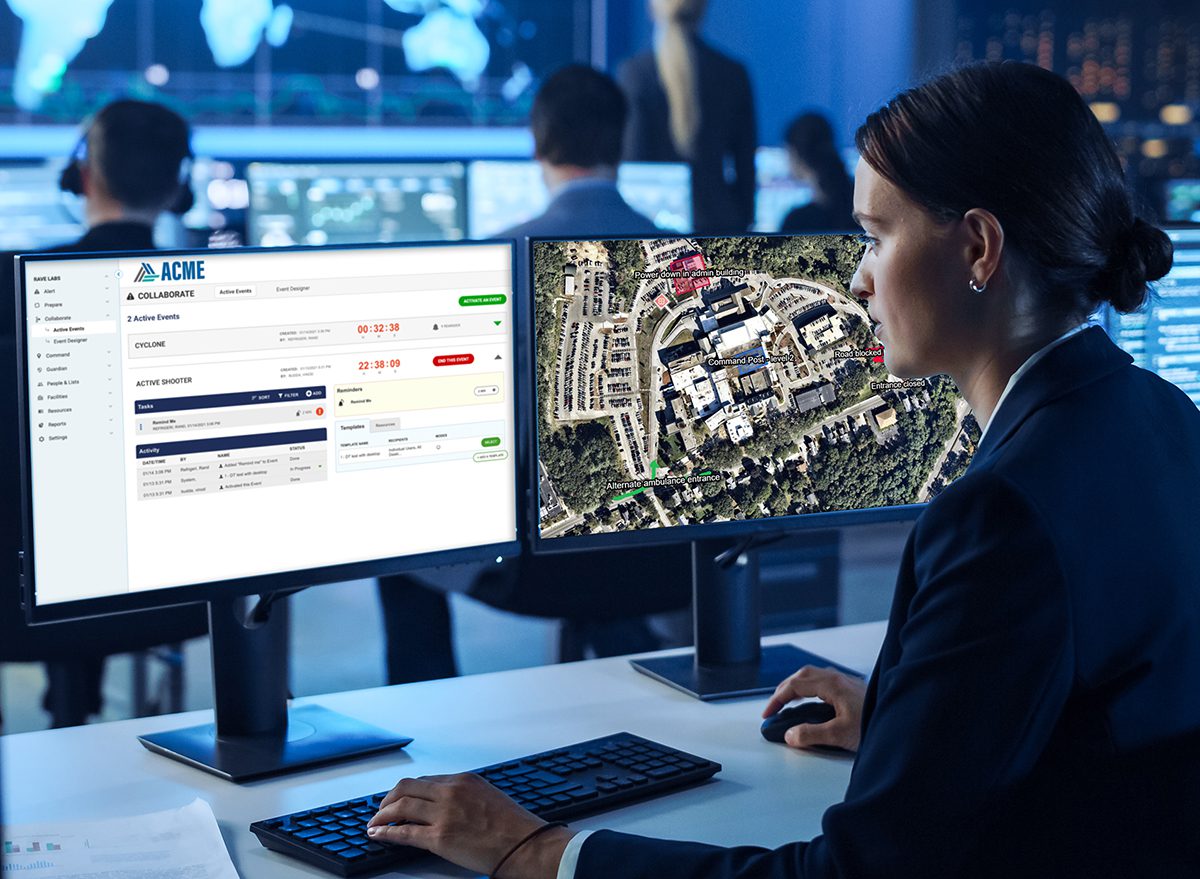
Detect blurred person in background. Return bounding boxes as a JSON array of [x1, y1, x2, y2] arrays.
[[780, 112, 856, 233], [618, 0, 756, 234]]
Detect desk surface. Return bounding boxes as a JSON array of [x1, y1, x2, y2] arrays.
[[2, 622, 886, 878]]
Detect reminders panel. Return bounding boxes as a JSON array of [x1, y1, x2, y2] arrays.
[[25, 244, 516, 605]]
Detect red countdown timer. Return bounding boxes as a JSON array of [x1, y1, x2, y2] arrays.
[[357, 322, 400, 335], [358, 358, 402, 370]]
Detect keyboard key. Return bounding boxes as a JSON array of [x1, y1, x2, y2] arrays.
[[293, 828, 323, 840], [647, 766, 680, 779], [310, 833, 343, 845], [338, 848, 366, 860], [322, 842, 350, 853]]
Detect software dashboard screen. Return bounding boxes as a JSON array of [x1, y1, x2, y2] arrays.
[[1164, 180, 1200, 223], [1106, 226, 1200, 406], [21, 243, 516, 606], [467, 161, 692, 238], [0, 163, 84, 252], [246, 162, 467, 247], [532, 236, 975, 540]]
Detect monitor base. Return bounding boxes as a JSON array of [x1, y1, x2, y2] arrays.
[[631, 644, 862, 701], [138, 703, 412, 783]]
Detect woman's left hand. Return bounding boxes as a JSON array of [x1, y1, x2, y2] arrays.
[[367, 772, 575, 878]]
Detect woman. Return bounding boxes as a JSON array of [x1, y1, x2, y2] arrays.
[[779, 112, 855, 233], [617, 0, 756, 234], [366, 62, 1200, 878]]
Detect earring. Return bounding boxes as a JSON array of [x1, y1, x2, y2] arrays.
[[969, 277, 987, 294]]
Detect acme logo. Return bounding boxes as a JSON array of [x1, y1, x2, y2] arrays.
[[134, 260, 206, 283]]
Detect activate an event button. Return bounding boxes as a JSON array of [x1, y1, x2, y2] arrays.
[[459, 294, 507, 307], [433, 353, 475, 367]]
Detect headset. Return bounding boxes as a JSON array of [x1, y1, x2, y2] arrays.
[[58, 108, 195, 216]]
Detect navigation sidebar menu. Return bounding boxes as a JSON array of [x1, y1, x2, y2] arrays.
[[23, 258, 131, 604]]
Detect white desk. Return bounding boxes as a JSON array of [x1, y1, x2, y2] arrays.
[[2, 622, 886, 878]]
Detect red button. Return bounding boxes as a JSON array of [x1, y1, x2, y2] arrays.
[[434, 353, 475, 366]]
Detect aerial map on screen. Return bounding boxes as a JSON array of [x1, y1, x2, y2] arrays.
[[533, 236, 980, 539]]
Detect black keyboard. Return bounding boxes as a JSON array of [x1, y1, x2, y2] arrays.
[[250, 731, 721, 876]]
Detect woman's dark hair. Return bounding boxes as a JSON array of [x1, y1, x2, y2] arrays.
[[855, 61, 1172, 314], [785, 112, 853, 218]]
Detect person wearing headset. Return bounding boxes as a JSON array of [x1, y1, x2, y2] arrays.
[[54, 98, 195, 252], [362, 61, 1200, 879], [0, 99, 206, 729]]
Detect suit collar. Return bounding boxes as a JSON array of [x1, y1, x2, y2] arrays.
[[548, 179, 622, 206], [973, 326, 1131, 464]]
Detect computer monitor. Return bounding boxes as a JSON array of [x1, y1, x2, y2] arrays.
[[466, 160, 692, 238], [245, 161, 468, 247], [15, 241, 519, 778], [753, 146, 813, 233], [529, 234, 974, 697], [0, 163, 84, 252], [179, 157, 250, 247], [615, 163, 692, 234], [1104, 225, 1200, 407], [1163, 179, 1200, 224]]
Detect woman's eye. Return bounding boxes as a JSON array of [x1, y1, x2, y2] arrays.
[[855, 233, 878, 252]]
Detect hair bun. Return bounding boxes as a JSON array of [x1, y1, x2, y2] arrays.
[[1098, 217, 1174, 313]]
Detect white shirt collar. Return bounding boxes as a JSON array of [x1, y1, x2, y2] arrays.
[[977, 323, 1091, 442]]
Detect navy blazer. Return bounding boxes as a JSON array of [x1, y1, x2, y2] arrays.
[[576, 327, 1200, 878], [499, 179, 659, 241]]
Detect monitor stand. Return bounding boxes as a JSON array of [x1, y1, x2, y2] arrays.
[[631, 537, 861, 701], [138, 593, 412, 782]]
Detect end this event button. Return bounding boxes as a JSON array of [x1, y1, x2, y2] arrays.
[[434, 353, 475, 366]]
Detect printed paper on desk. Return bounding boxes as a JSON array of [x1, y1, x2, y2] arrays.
[[1, 797, 239, 878]]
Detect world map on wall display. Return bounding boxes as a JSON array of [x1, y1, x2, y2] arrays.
[[0, 0, 587, 125]]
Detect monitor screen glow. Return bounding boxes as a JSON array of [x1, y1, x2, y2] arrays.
[[246, 162, 467, 247], [19, 242, 517, 612]]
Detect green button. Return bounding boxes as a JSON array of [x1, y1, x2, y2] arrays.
[[460, 294, 507, 307], [481, 437, 501, 448]]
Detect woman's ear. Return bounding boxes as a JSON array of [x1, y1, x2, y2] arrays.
[[961, 207, 1004, 290]]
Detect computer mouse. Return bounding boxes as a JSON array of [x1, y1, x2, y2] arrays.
[[760, 701, 837, 744]]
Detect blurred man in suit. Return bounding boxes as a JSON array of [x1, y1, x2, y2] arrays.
[[500, 64, 659, 240]]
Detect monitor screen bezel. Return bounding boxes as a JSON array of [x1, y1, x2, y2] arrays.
[[525, 233, 927, 556], [16, 239, 523, 624]]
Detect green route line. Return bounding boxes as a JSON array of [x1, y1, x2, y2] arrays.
[[612, 487, 648, 501], [611, 459, 661, 503]]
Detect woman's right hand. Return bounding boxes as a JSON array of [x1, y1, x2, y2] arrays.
[[762, 666, 867, 752]]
